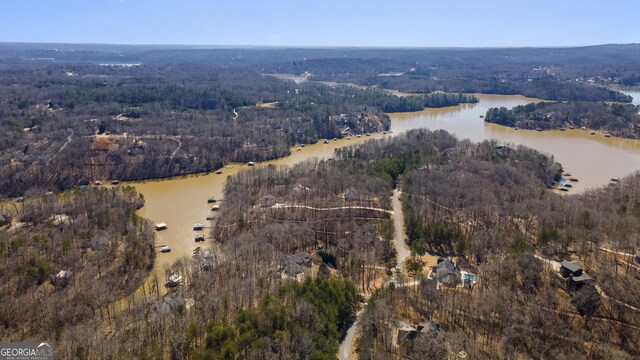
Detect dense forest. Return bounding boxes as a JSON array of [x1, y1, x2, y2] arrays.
[[1, 128, 639, 358], [351, 131, 640, 359], [1, 43, 640, 358], [193, 278, 359, 360], [1, 43, 639, 196], [0, 186, 155, 345], [0, 60, 486, 197], [363, 77, 631, 103], [485, 101, 640, 138]]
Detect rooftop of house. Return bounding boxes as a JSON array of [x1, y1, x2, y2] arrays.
[[258, 194, 277, 208], [561, 260, 582, 273], [280, 252, 312, 276], [435, 258, 460, 287], [396, 321, 440, 344], [285, 252, 312, 265], [435, 258, 457, 273], [344, 187, 359, 200], [54, 270, 72, 278], [571, 273, 594, 283], [152, 297, 184, 315]]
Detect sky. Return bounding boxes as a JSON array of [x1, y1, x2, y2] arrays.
[[1, 0, 638, 47]]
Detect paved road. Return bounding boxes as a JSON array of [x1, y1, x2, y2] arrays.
[[271, 203, 393, 214], [392, 189, 411, 272], [338, 188, 411, 360]]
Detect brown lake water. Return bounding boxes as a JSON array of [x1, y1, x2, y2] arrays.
[[132, 90, 640, 278]]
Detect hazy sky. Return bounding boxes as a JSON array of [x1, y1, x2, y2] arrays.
[[1, 0, 638, 47]]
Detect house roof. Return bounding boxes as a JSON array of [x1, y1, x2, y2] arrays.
[[436, 259, 460, 286], [288, 252, 311, 265], [90, 235, 110, 251], [397, 321, 439, 344], [344, 187, 359, 200], [572, 273, 594, 283], [436, 258, 456, 272], [280, 252, 312, 276], [259, 194, 277, 208], [152, 297, 184, 314], [561, 260, 582, 273], [54, 270, 72, 278], [284, 262, 303, 276]]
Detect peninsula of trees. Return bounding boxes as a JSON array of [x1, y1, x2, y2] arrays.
[[485, 101, 640, 138]]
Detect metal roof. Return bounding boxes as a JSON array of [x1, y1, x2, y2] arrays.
[[560, 260, 582, 273]]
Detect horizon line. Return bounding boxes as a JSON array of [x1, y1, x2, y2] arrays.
[[1, 41, 639, 50]]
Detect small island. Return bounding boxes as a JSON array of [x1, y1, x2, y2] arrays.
[[485, 101, 640, 138]]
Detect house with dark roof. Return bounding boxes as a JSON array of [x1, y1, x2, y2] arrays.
[[430, 258, 478, 289], [560, 260, 583, 278], [560, 260, 595, 291], [151, 297, 184, 315], [90, 234, 110, 251], [343, 187, 359, 201], [434, 258, 461, 288], [395, 321, 440, 347], [258, 194, 277, 208], [280, 252, 312, 281]]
